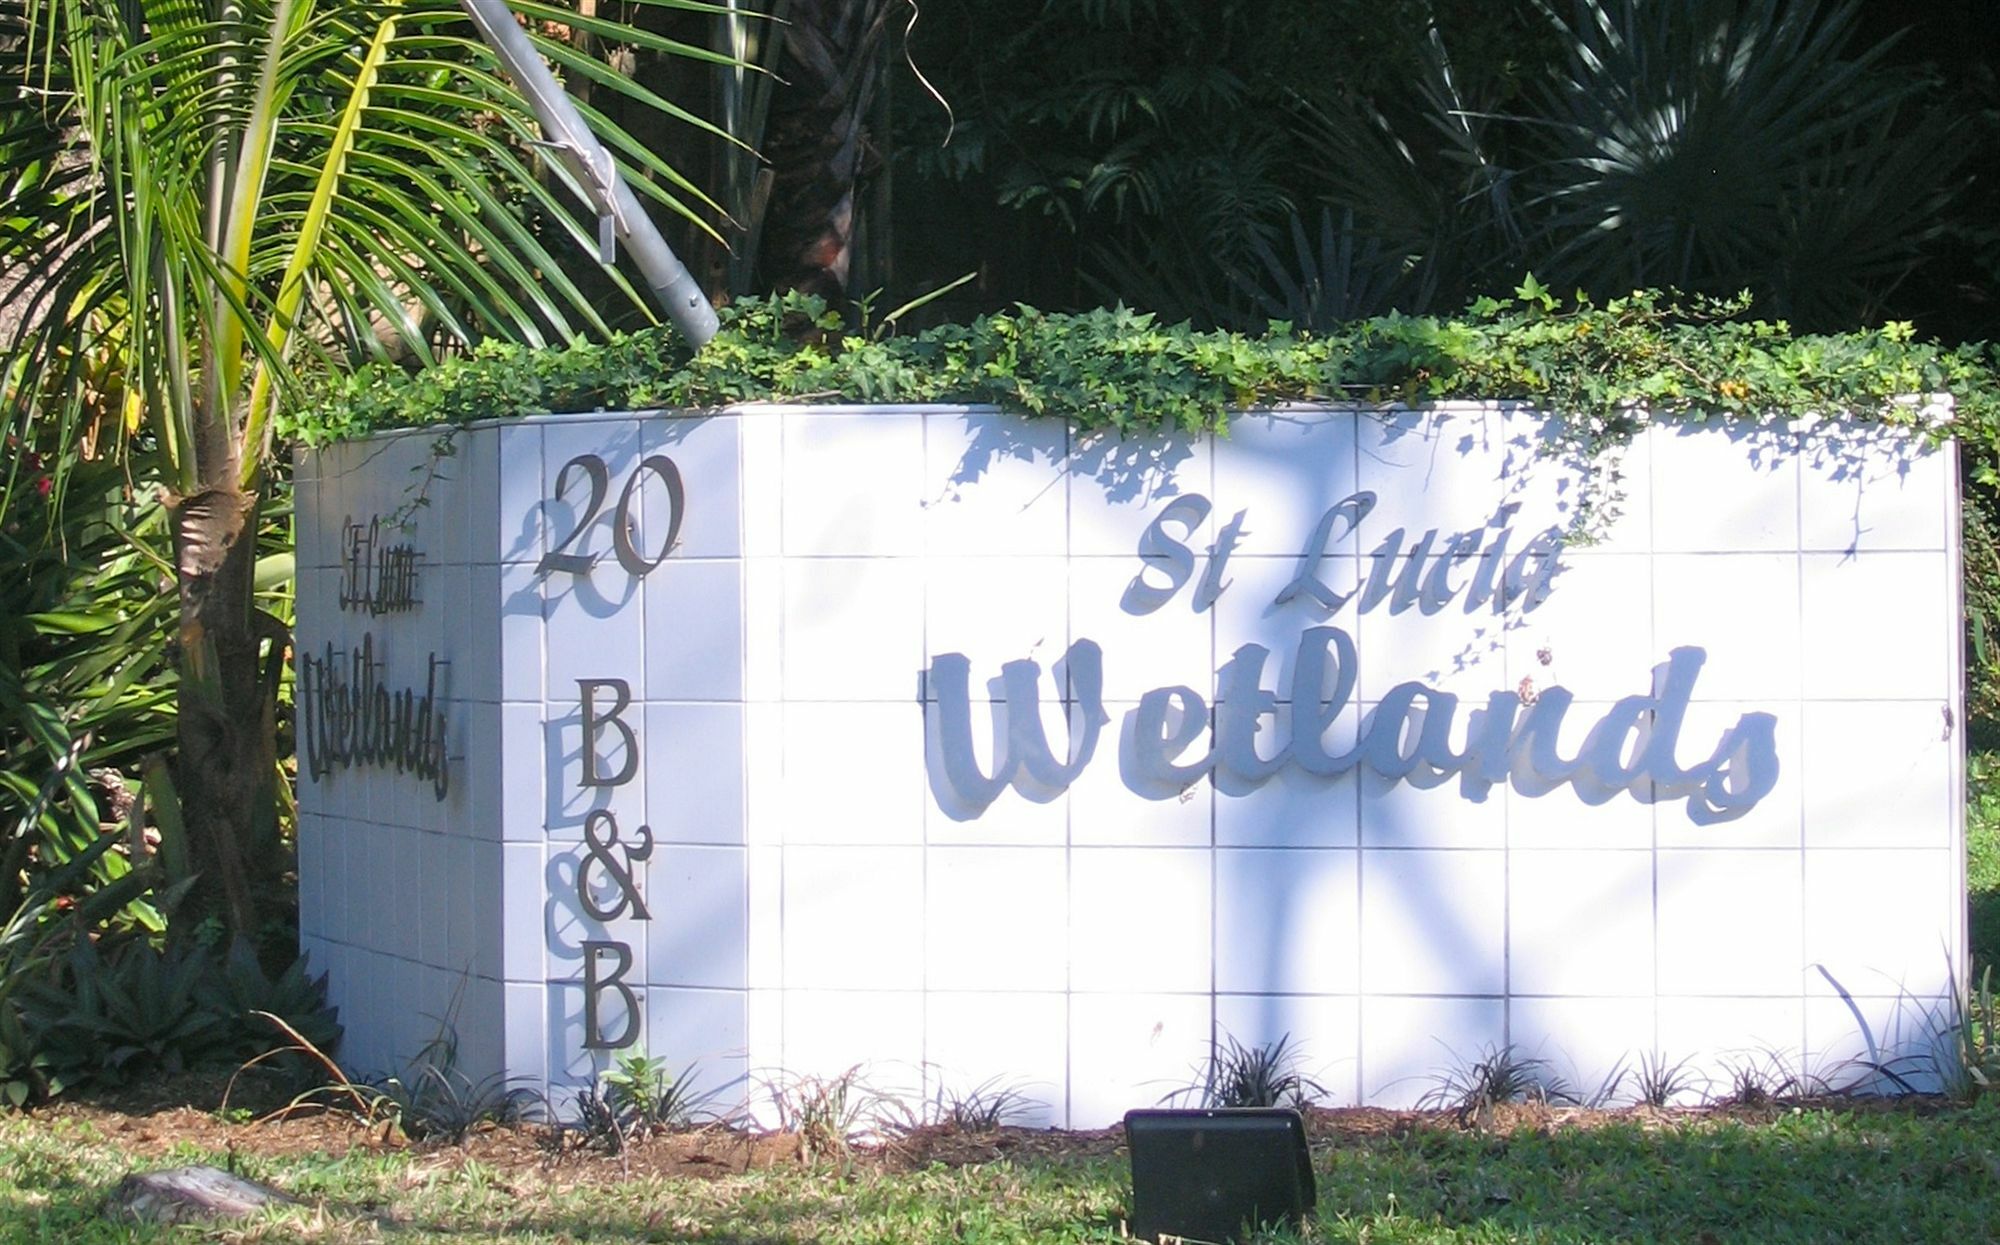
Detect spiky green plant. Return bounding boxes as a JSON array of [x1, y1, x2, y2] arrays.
[[764, 1065, 879, 1165], [0, 0, 727, 939], [602, 1049, 724, 1134], [1166, 1033, 1327, 1112], [1416, 1043, 1575, 1128], [878, 1071, 1044, 1136], [1950, 966, 2000, 1100], [1633, 1051, 1700, 1108]]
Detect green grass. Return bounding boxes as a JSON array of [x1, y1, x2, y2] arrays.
[[0, 749, 1992, 1241], [4, 1102, 2000, 1243]]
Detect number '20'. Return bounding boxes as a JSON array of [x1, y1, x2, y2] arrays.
[[538, 453, 686, 577]]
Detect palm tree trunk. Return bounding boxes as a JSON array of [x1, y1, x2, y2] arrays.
[[755, 0, 894, 300], [170, 482, 278, 941]]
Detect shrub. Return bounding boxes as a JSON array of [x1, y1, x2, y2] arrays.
[[294, 287, 2000, 462], [14, 939, 339, 1099]]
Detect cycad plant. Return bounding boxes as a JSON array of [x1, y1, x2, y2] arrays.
[[1521, 0, 1958, 326], [0, 0, 725, 938], [1275, 0, 1958, 331]]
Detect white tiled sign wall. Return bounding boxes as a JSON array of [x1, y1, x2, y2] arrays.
[[297, 403, 1964, 1124]]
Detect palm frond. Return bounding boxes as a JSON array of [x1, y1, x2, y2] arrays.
[[1, 0, 730, 488], [1522, 0, 1959, 316]]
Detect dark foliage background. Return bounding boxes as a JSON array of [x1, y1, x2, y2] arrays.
[[884, 0, 1996, 344], [3, 0, 1998, 1100]]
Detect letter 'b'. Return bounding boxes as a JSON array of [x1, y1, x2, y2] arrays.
[[578, 678, 639, 787], [582, 939, 641, 1049]]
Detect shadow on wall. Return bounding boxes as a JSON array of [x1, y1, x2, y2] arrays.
[[922, 404, 1939, 1103], [935, 408, 1544, 1101]]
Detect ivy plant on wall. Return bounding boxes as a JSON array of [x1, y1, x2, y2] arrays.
[[297, 283, 2000, 471]]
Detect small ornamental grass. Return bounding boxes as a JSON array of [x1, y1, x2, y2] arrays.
[[1632, 1051, 1701, 1108], [546, 1050, 737, 1157], [370, 1060, 535, 1147], [1165, 1033, 1328, 1111], [1413, 1043, 1575, 1127], [878, 1071, 1046, 1135], [761, 1065, 882, 1165]]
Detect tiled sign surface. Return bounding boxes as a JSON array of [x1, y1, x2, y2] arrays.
[[296, 403, 1964, 1125]]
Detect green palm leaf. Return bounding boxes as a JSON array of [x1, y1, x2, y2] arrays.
[[2, 0, 728, 493], [0, 0, 730, 938]]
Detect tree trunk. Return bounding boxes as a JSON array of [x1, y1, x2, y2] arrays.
[[170, 483, 279, 941], [755, 0, 894, 300]]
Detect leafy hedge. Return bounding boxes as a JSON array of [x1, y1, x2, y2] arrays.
[[294, 284, 2000, 474], [295, 282, 2000, 736]]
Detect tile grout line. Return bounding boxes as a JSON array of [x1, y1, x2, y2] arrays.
[[1063, 416, 1074, 1131], [1796, 427, 1809, 1068], [1500, 409, 1513, 1061], [1648, 424, 1664, 1064], [535, 425, 555, 1091], [776, 413, 788, 1081], [734, 416, 754, 1105], [637, 426, 652, 1035], [1352, 411, 1367, 1107], [1208, 437, 1220, 1071], [1648, 421, 1662, 1068], [919, 413, 932, 1109]]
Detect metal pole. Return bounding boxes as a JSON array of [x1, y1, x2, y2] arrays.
[[458, 0, 720, 346]]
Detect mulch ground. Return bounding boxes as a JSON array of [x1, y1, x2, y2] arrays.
[[24, 1069, 1953, 1189]]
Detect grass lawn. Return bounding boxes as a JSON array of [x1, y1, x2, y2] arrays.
[[0, 761, 1990, 1242], [5, 1097, 2000, 1243]]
